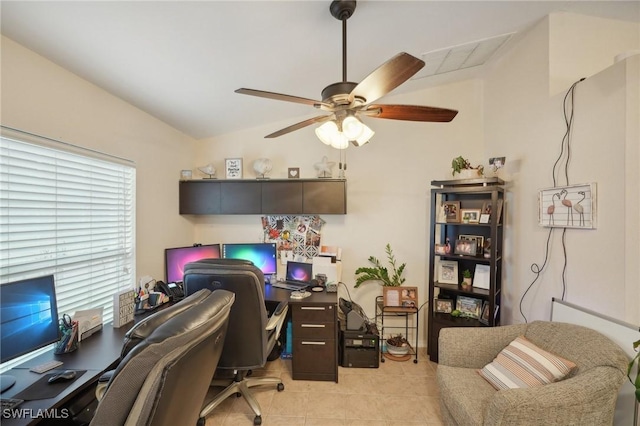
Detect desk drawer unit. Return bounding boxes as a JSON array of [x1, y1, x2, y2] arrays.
[[291, 303, 337, 382]]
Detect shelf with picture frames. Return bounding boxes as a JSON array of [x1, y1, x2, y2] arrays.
[[427, 178, 505, 362]]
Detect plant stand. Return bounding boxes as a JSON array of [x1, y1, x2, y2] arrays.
[[375, 296, 418, 363]]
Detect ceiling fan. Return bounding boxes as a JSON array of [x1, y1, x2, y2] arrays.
[[235, 0, 458, 149]]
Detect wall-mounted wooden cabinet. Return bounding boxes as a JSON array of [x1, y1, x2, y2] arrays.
[[179, 179, 346, 215]]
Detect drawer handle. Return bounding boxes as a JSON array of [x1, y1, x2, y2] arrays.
[[301, 324, 325, 328], [301, 341, 326, 345], [300, 306, 325, 311]]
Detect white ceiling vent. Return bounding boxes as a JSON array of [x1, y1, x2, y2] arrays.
[[412, 33, 514, 79]]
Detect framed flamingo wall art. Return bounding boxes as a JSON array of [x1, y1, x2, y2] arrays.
[[538, 183, 596, 229]]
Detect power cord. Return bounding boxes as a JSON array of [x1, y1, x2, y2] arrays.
[[519, 77, 584, 323]]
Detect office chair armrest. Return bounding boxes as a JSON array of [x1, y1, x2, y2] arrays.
[[272, 300, 288, 317], [266, 301, 288, 333], [95, 370, 115, 401]]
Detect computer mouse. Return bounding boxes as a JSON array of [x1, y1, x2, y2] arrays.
[[47, 370, 77, 384]]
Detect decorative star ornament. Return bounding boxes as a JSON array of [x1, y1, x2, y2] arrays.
[[314, 156, 336, 178]]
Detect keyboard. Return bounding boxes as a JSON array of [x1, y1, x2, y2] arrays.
[[271, 281, 309, 291], [29, 360, 63, 374], [1, 398, 24, 410]]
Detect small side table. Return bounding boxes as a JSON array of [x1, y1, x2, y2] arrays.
[[375, 296, 418, 363]]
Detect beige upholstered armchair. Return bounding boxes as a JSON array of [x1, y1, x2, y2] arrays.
[[436, 321, 629, 425]]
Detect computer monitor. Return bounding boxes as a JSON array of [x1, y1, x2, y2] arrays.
[[164, 244, 221, 284], [0, 274, 60, 392], [222, 243, 277, 276]]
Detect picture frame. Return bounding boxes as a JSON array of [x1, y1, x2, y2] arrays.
[[538, 183, 596, 229], [473, 264, 491, 290], [479, 213, 490, 224], [482, 200, 504, 224], [454, 238, 477, 256], [383, 287, 402, 307], [438, 260, 458, 284], [434, 244, 447, 255], [225, 158, 243, 179], [288, 167, 300, 179], [456, 295, 483, 319], [180, 169, 192, 180], [479, 301, 491, 325], [400, 286, 418, 308], [460, 208, 481, 223], [435, 298, 453, 314], [442, 201, 461, 223], [459, 234, 484, 256]]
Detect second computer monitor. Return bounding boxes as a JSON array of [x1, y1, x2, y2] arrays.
[[222, 243, 277, 276], [165, 244, 221, 284]]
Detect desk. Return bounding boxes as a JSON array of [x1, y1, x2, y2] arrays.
[[266, 285, 338, 382], [1, 324, 130, 426], [1, 287, 337, 425]]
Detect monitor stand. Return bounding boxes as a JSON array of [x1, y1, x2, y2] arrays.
[[0, 374, 16, 393]]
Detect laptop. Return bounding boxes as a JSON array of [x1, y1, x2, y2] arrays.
[[271, 261, 313, 291]]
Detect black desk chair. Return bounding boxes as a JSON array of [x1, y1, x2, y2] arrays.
[[89, 289, 235, 426], [184, 259, 289, 426]]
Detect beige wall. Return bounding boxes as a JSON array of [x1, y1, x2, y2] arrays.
[[1, 35, 198, 279], [484, 14, 640, 325]]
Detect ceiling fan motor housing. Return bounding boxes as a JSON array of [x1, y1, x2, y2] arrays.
[[330, 1, 356, 21], [321, 81, 361, 105]]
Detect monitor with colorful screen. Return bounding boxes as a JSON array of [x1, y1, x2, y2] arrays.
[[0, 274, 60, 391], [222, 243, 277, 276], [164, 244, 221, 283]]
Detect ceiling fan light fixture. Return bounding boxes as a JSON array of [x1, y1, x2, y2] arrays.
[[342, 115, 364, 140], [330, 131, 349, 150], [352, 124, 374, 147], [315, 121, 339, 145]]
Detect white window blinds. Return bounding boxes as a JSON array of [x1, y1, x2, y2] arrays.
[[0, 130, 136, 330]]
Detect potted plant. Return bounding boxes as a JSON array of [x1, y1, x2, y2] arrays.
[[354, 243, 406, 288], [461, 269, 472, 289], [386, 333, 410, 356], [628, 339, 640, 402], [451, 156, 484, 179]]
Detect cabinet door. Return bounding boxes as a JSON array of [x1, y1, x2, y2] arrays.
[[303, 181, 346, 214], [179, 181, 220, 214], [220, 182, 261, 214], [262, 182, 303, 214]]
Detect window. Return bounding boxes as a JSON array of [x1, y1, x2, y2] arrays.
[[1, 127, 136, 368]]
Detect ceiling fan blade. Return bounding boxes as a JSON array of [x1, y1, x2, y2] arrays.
[[265, 115, 332, 138], [349, 52, 425, 105], [363, 104, 458, 122], [236, 88, 330, 108]]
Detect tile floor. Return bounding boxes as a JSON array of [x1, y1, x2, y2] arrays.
[[204, 348, 443, 426]]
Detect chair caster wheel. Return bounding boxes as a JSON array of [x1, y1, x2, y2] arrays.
[[196, 417, 206, 426], [277, 383, 284, 392], [413, 359, 418, 364], [253, 415, 262, 425]]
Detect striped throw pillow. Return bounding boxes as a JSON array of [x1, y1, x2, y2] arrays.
[[479, 335, 576, 390]]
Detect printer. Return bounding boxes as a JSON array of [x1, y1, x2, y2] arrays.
[[338, 298, 379, 368]]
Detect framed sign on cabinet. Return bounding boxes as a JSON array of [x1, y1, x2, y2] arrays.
[[225, 158, 243, 179]]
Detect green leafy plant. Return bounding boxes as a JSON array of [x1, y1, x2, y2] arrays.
[[451, 155, 484, 176], [354, 243, 406, 288], [628, 339, 640, 403], [462, 269, 472, 279]]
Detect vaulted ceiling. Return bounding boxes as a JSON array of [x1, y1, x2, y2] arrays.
[[2, 1, 638, 139]]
